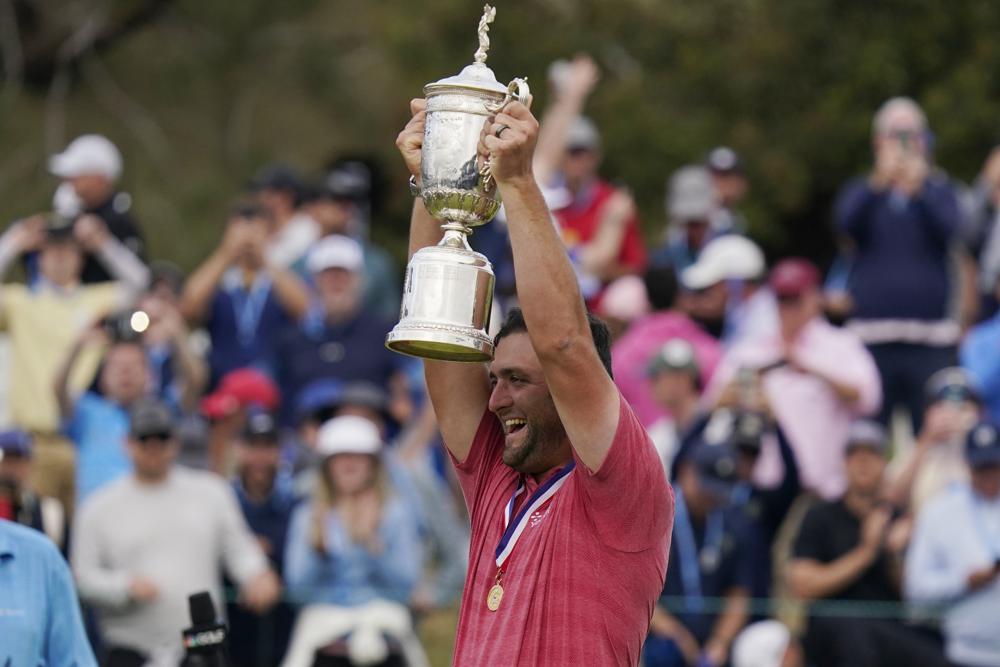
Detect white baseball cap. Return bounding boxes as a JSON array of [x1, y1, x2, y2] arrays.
[[306, 235, 365, 274], [732, 620, 792, 667], [682, 235, 765, 290], [48, 134, 123, 181], [316, 415, 382, 458]]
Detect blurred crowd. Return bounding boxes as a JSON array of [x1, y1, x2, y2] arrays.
[[3, 52, 1000, 667]]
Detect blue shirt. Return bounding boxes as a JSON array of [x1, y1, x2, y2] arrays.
[[207, 270, 295, 387], [275, 308, 407, 424], [283, 496, 422, 607], [0, 519, 97, 667], [232, 475, 300, 575], [961, 310, 1000, 424], [65, 392, 131, 503]]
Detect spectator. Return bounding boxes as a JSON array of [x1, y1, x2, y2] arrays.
[[0, 518, 96, 666], [47, 134, 146, 284], [290, 378, 345, 481], [180, 203, 310, 386], [706, 146, 750, 235], [249, 163, 320, 269], [707, 258, 881, 499], [834, 96, 963, 432], [0, 431, 65, 549], [646, 441, 750, 667], [962, 145, 1000, 317], [645, 338, 705, 475], [679, 234, 773, 344], [72, 398, 280, 666], [612, 265, 722, 427], [200, 367, 281, 475], [962, 274, 1000, 422], [650, 165, 718, 274], [531, 56, 647, 306], [723, 409, 801, 601], [596, 274, 650, 342], [0, 214, 149, 515], [886, 367, 982, 514], [55, 330, 151, 505], [282, 415, 426, 666], [905, 419, 1000, 667], [731, 620, 803, 667], [305, 160, 402, 320], [276, 235, 412, 427], [229, 408, 300, 667], [136, 263, 208, 412], [787, 419, 948, 667]]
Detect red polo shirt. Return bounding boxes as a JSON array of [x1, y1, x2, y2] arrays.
[[450, 393, 673, 666]]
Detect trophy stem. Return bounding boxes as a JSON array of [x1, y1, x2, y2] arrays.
[[439, 222, 473, 250]]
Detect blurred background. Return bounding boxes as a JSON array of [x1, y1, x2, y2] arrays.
[[3, 0, 999, 269]]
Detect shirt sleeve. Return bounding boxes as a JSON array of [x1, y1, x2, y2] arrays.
[[70, 500, 133, 610], [215, 478, 270, 585], [45, 545, 99, 667], [450, 409, 506, 519], [904, 500, 971, 602], [834, 180, 881, 243], [372, 498, 424, 604], [283, 504, 327, 603], [574, 393, 673, 552], [791, 505, 829, 561]]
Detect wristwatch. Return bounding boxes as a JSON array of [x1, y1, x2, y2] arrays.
[[408, 175, 421, 197]]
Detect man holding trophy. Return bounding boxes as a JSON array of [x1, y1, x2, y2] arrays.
[[390, 6, 672, 665]]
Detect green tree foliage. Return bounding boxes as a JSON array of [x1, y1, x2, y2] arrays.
[[1, 0, 999, 269]]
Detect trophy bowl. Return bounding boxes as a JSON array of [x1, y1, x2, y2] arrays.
[[386, 4, 529, 362]]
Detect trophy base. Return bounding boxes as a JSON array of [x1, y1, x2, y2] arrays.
[[386, 323, 494, 362]]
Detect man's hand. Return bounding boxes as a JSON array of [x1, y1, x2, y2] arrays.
[[219, 221, 255, 264], [479, 102, 540, 186], [859, 506, 892, 559], [895, 153, 929, 197], [74, 215, 111, 251], [240, 570, 281, 614], [5, 215, 47, 254], [554, 54, 600, 103], [967, 563, 1000, 592], [871, 141, 903, 191], [649, 607, 700, 664], [396, 98, 427, 180], [128, 576, 160, 603]]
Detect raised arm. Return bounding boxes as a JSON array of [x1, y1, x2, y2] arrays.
[[532, 55, 599, 185], [74, 215, 150, 296], [396, 98, 491, 463], [180, 233, 237, 324], [484, 102, 620, 472]]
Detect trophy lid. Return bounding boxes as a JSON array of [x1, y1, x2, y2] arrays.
[[424, 5, 509, 97]]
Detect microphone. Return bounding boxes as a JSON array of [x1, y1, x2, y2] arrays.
[[180, 591, 230, 667]]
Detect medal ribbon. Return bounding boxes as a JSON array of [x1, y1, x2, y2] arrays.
[[494, 462, 575, 569], [673, 489, 724, 614]]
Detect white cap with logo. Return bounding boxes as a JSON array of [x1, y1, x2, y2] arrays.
[[316, 415, 382, 458], [307, 235, 365, 274], [682, 235, 765, 290], [48, 134, 123, 181]]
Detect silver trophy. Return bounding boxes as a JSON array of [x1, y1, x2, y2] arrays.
[[385, 4, 529, 362]]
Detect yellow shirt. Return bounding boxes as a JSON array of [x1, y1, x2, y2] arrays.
[[1, 283, 123, 432]]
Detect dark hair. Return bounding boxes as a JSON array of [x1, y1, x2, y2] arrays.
[[643, 265, 678, 311], [493, 307, 613, 379]]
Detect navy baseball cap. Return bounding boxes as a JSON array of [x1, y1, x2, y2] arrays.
[[845, 419, 889, 457], [926, 367, 981, 406], [690, 441, 739, 499], [295, 379, 344, 423], [966, 421, 1000, 468], [0, 431, 32, 458]]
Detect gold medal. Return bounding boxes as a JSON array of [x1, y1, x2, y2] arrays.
[[486, 583, 504, 611]]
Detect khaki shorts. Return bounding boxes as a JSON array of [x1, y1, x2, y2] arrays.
[[28, 433, 76, 518]]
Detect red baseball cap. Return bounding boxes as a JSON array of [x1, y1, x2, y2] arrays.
[[201, 368, 280, 420], [769, 258, 820, 298]]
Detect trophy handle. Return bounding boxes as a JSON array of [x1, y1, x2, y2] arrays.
[[481, 78, 532, 190]]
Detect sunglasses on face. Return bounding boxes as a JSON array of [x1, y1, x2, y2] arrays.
[[135, 432, 173, 446]]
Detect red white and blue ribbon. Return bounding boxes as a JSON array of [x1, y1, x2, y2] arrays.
[[495, 462, 576, 569]]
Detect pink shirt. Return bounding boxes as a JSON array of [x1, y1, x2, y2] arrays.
[[705, 319, 882, 499], [612, 312, 723, 427], [450, 394, 673, 666]]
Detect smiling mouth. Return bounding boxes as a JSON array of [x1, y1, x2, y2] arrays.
[[503, 418, 527, 435]]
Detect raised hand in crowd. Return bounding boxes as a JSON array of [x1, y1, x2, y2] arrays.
[[1, 214, 47, 255], [239, 569, 282, 614], [127, 576, 160, 604]]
